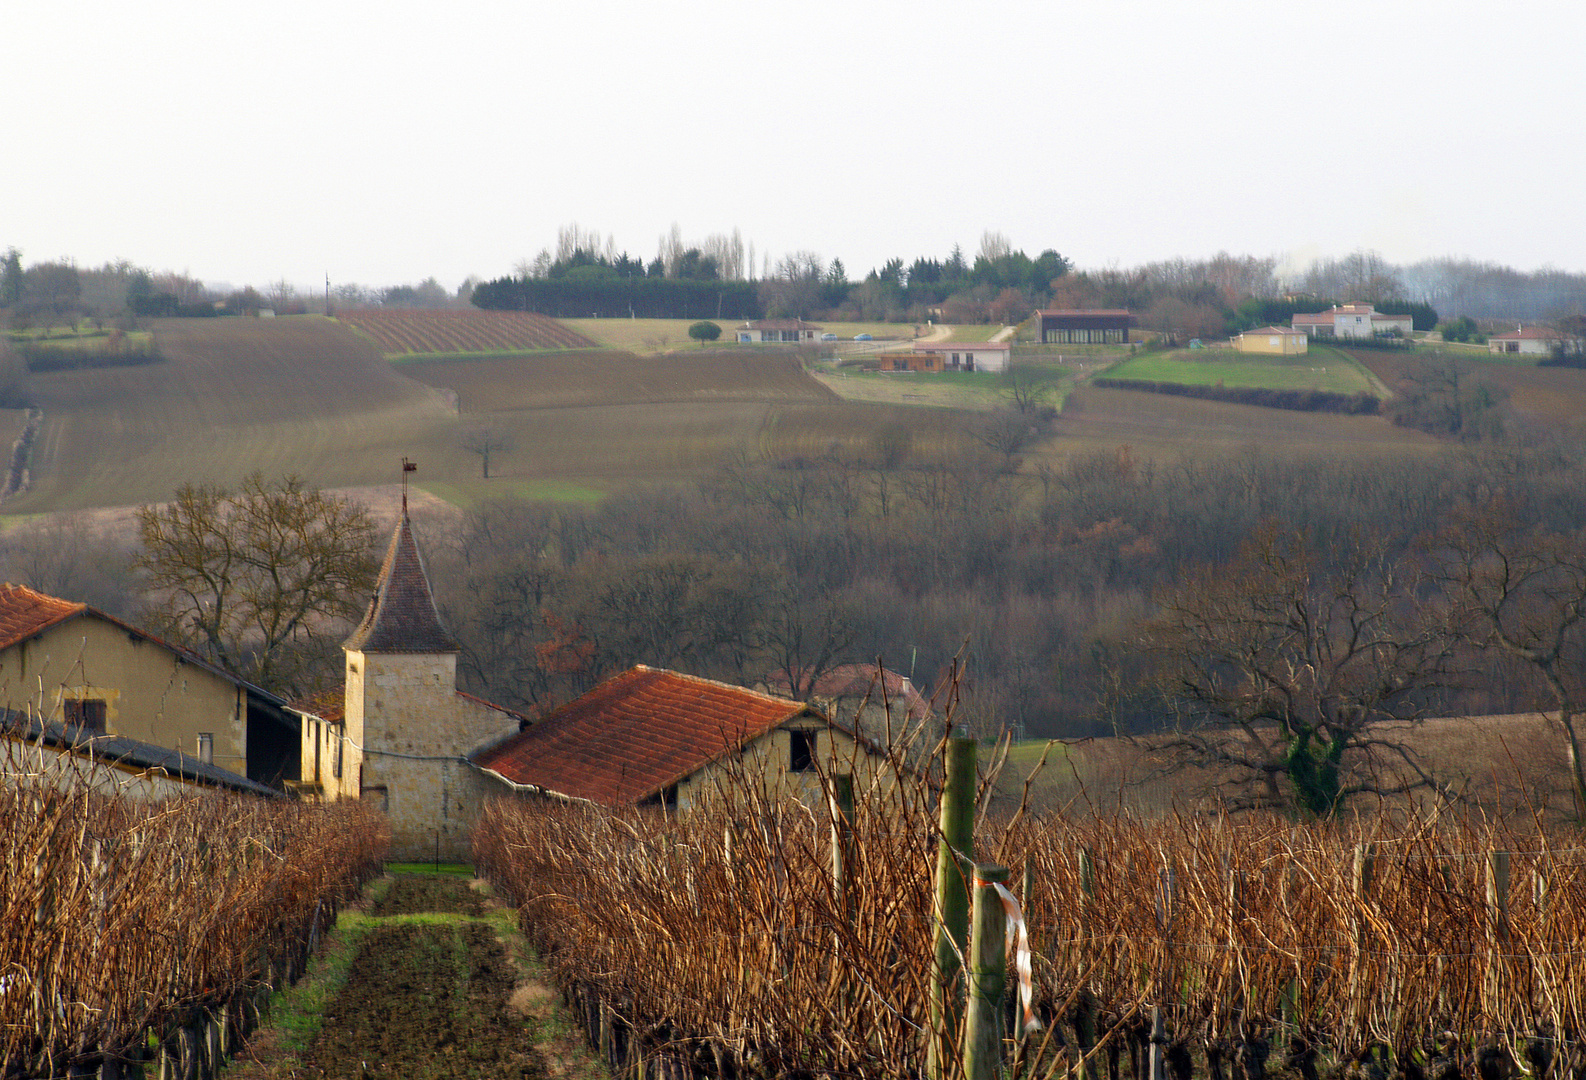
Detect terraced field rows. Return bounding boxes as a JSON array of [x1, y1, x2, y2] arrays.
[[337, 310, 595, 355]]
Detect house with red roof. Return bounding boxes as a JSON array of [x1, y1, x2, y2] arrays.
[[472, 665, 893, 809], [0, 583, 300, 788], [293, 512, 524, 859]]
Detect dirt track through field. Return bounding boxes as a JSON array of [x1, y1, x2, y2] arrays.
[[299, 876, 546, 1080]]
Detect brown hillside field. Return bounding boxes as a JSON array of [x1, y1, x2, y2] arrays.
[[11, 317, 458, 513], [396, 349, 838, 411], [1040, 383, 1444, 463], [1354, 349, 1586, 432]]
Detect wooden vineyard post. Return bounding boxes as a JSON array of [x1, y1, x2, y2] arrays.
[[1348, 843, 1376, 1034], [829, 772, 855, 924], [1484, 850, 1510, 1020], [929, 738, 978, 1080], [964, 862, 1011, 1080], [1074, 846, 1100, 1080]]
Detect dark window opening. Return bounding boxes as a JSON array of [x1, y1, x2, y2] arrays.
[[64, 698, 106, 733], [789, 729, 816, 773]]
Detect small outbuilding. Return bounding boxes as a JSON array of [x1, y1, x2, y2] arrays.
[[1235, 326, 1309, 355]]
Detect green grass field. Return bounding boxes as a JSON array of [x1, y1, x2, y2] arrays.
[[1100, 346, 1377, 395]]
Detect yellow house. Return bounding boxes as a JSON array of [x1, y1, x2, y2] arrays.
[[471, 665, 897, 810], [0, 584, 301, 788], [295, 513, 524, 860], [1235, 326, 1309, 355]]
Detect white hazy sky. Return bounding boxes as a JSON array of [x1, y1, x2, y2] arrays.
[[4, 0, 1583, 293]]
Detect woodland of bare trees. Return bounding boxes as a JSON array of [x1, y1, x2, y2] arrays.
[[406, 435, 1586, 789]]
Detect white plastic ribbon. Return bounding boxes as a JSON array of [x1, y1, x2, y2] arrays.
[[977, 876, 1040, 1034]]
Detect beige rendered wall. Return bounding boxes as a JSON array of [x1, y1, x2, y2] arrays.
[[677, 721, 898, 809], [0, 619, 247, 777]]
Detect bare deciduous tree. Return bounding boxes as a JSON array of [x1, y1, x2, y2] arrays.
[[136, 474, 379, 695], [462, 428, 512, 479], [1138, 526, 1456, 817]]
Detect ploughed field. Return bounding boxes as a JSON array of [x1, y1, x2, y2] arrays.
[[337, 309, 595, 355], [298, 875, 546, 1080]]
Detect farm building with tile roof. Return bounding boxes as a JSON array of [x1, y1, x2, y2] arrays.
[[471, 665, 895, 809], [0, 583, 300, 788]]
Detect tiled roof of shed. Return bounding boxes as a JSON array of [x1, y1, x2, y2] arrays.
[[0, 584, 87, 650], [344, 516, 459, 653], [471, 665, 818, 805]]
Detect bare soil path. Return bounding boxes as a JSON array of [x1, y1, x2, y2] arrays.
[[226, 872, 606, 1080]]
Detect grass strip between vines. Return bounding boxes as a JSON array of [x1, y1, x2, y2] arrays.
[[227, 872, 606, 1080]]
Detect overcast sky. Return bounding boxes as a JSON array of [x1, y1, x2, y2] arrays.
[[4, 0, 1583, 293]]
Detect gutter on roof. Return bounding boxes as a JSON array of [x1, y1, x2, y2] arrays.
[[464, 759, 600, 807]]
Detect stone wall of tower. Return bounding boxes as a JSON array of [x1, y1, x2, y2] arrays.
[[344, 648, 518, 861]]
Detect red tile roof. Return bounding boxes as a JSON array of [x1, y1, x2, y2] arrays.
[[344, 516, 459, 653], [1490, 326, 1569, 340], [470, 665, 821, 805], [0, 584, 87, 651]]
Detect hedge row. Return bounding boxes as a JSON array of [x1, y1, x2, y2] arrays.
[[470, 276, 763, 320], [1093, 377, 1381, 414]]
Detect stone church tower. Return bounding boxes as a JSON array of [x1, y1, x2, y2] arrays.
[[308, 510, 521, 861]]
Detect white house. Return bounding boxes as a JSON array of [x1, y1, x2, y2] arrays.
[[736, 319, 823, 344], [911, 341, 1011, 372], [1488, 325, 1577, 356], [1292, 304, 1412, 340]]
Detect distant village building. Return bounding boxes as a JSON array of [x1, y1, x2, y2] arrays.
[[911, 341, 1011, 372], [1488, 325, 1577, 356], [1234, 326, 1309, 355], [736, 319, 823, 344], [1034, 309, 1133, 345], [1291, 304, 1412, 340]]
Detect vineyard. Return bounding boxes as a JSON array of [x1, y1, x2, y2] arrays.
[[476, 736, 1586, 1080], [0, 738, 388, 1079], [335, 309, 595, 355]]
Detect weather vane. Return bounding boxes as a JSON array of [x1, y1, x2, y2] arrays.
[[402, 457, 417, 514]]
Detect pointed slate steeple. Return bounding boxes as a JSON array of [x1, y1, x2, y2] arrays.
[[343, 515, 460, 653]]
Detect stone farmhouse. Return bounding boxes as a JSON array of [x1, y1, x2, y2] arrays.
[[1291, 303, 1413, 340], [0, 583, 300, 788], [472, 665, 894, 810]]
